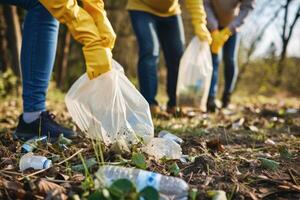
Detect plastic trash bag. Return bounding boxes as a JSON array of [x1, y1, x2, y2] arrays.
[[65, 60, 154, 147], [176, 37, 213, 111]]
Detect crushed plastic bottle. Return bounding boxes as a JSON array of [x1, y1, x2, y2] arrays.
[[19, 152, 52, 171], [95, 165, 189, 200], [158, 130, 183, 145], [21, 136, 48, 153], [142, 138, 182, 160]]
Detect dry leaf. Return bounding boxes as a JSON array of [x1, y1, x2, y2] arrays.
[[36, 179, 66, 194], [206, 139, 225, 152]]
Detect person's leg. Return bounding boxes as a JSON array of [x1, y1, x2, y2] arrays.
[[222, 33, 239, 107], [156, 14, 185, 109], [1, 0, 77, 140], [129, 11, 160, 106], [207, 52, 220, 112]]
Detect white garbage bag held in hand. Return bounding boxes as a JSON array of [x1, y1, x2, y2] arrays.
[[65, 60, 154, 147], [177, 37, 213, 111]]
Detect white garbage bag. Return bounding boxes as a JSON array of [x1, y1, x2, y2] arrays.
[[65, 60, 154, 147], [176, 37, 213, 111]]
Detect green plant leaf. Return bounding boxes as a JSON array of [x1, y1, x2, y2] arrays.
[[279, 146, 292, 160], [139, 186, 159, 200], [168, 163, 180, 176], [88, 190, 105, 200], [259, 157, 279, 171], [109, 179, 136, 198], [132, 153, 147, 170], [189, 188, 198, 200]]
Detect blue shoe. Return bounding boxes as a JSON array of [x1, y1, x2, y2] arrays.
[[14, 111, 77, 141]]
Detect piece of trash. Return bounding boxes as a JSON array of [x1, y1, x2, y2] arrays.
[[231, 118, 245, 130], [19, 152, 52, 171], [286, 108, 298, 114], [180, 155, 189, 163], [176, 37, 212, 112], [168, 163, 180, 176], [142, 138, 182, 160], [95, 165, 189, 199], [65, 60, 154, 149], [58, 134, 72, 145], [265, 138, 276, 146], [258, 157, 279, 171], [21, 136, 48, 153], [71, 158, 97, 172], [207, 190, 227, 200], [248, 125, 259, 132], [158, 130, 183, 145]]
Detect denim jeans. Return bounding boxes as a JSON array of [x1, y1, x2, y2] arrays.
[[209, 33, 239, 97], [129, 11, 185, 107], [1, 0, 59, 112]]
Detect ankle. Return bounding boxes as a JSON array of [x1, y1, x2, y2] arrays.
[[23, 111, 42, 123]]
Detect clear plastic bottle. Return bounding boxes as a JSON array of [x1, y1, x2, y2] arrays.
[[158, 130, 183, 145], [95, 165, 189, 200], [19, 152, 52, 171], [21, 136, 48, 153], [142, 138, 182, 160]]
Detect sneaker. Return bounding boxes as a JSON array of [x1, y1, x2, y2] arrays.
[[150, 105, 170, 119], [14, 111, 77, 141], [207, 96, 217, 113], [222, 93, 231, 108]]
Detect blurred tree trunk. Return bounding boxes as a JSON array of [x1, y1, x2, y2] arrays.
[[0, 6, 10, 72], [275, 1, 300, 86], [56, 29, 71, 89], [3, 5, 22, 76]]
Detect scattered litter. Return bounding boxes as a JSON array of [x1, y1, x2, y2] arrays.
[[95, 165, 189, 199], [232, 118, 245, 130], [158, 130, 183, 145], [264, 138, 276, 146], [21, 136, 48, 153], [142, 138, 182, 160], [19, 153, 52, 171], [286, 108, 298, 114], [207, 190, 227, 200]]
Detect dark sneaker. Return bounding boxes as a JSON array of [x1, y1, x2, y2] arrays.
[[14, 111, 77, 141], [207, 96, 217, 113], [222, 93, 231, 108]]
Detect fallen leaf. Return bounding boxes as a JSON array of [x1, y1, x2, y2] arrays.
[[2, 178, 26, 199], [36, 179, 66, 194], [206, 139, 225, 152]]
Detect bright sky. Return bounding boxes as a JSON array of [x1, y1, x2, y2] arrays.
[[240, 0, 300, 58]]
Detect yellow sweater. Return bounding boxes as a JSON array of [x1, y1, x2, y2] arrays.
[[127, 0, 181, 17]]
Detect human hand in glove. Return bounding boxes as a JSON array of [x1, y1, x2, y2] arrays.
[[84, 48, 112, 79], [195, 24, 212, 44], [211, 27, 232, 54]]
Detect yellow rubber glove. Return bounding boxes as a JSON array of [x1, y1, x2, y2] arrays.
[[82, 0, 116, 49], [211, 27, 232, 54], [185, 0, 212, 44], [39, 0, 112, 79]]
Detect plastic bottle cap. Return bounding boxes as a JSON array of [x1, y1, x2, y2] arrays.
[[43, 159, 52, 169], [21, 144, 33, 153]]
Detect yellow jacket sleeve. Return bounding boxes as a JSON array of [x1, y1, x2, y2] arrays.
[[82, 0, 116, 49], [185, 0, 212, 43], [39, 0, 112, 79]]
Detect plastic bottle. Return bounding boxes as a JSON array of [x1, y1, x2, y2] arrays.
[[21, 136, 48, 153], [142, 138, 182, 160], [95, 165, 189, 200], [158, 130, 183, 145], [19, 153, 52, 171]]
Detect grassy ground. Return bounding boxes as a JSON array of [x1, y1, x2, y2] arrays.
[[0, 87, 299, 200]]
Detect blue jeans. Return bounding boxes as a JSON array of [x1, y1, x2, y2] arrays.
[[209, 33, 239, 97], [1, 0, 59, 112], [129, 11, 185, 107]]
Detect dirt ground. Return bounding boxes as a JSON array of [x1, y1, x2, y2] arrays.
[[0, 94, 299, 200]]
